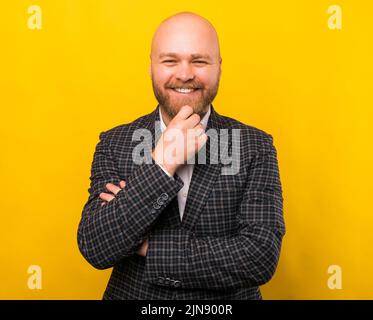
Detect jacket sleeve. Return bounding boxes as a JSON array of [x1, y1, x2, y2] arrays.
[[144, 133, 285, 290], [77, 131, 184, 270]]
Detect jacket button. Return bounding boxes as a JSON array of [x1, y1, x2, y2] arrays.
[[157, 198, 164, 205], [153, 203, 161, 209], [157, 277, 165, 285], [173, 280, 181, 288], [160, 193, 169, 200]]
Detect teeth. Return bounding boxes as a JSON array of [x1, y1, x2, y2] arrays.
[[174, 88, 195, 93]]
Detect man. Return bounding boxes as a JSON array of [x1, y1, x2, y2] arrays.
[[77, 12, 285, 300]]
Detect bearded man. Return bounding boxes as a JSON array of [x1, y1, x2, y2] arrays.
[[77, 12, 285, 300]]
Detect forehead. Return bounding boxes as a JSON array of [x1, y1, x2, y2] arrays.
[[152, 23, 219, 59]]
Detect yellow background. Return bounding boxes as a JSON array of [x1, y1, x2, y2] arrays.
[[1, 0, 372, 299]]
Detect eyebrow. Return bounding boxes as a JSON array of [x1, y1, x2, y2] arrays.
[[159, 52, 212, 60]]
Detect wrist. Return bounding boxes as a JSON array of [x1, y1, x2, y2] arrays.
[[162, 163, 177, 177], [152, 151, 177, 176]]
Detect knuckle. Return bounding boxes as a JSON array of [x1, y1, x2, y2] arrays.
[[193, 114, 200, 122]]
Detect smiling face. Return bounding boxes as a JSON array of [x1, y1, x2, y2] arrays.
[[150, 13, 222, 124]]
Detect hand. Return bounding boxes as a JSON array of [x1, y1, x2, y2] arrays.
[[99, 180, 148, 257], [137, 238, 148, 257], [152, 105, 208, 176], [99, 180, 126, 206]]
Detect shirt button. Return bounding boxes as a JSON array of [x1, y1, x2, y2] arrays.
[[182, 192, 187, 197]]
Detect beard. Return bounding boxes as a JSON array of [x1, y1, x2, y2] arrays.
[[152, 77, 220, 119]]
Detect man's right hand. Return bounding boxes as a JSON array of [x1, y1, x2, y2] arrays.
[[152, 105, 208, 176]]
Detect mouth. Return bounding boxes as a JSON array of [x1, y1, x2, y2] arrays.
[[169, 87, 201, 94]]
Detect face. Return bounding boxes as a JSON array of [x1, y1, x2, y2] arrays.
[[150, 17, 222, 120]]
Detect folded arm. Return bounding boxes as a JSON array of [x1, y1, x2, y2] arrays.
[[77, 131, 184, 269]]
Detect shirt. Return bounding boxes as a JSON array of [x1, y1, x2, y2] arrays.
[[157, 105, 211, 220]]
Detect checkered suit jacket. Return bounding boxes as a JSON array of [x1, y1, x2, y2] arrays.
[[77, 105, 285, 300]]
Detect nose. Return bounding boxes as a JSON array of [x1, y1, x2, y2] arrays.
[[175, 61, 195, 82]]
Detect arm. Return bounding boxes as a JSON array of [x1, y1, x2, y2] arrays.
[[144, 134, 285, 290], [77, 131, 184, 270]]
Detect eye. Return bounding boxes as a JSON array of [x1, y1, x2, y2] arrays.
[[162, 60, 176, 63], [193, 60, 207, 64]]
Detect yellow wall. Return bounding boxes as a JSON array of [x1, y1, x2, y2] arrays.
[[1, 0, 372, 299]]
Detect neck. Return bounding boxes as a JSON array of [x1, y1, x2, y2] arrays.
[[159, 106, 173, 126]]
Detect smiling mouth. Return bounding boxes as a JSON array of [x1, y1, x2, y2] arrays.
[[169, 88, 201, 94]]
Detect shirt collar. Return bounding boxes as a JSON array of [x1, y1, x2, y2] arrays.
[[159, 105, 211, 133]]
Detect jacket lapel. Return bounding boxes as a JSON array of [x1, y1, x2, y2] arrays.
[[180, 105, 228, 231]]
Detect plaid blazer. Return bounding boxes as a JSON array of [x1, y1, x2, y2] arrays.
[[77, 105, 285, 300]]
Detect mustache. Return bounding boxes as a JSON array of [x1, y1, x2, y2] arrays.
[[166, 83, 204, 89]]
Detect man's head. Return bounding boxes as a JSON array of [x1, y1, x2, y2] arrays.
[[150, 12, 222, 123]]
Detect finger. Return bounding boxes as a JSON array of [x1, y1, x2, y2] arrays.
[[173, 105, 194, 121], [195, 123, 204, 130], [184, 113, 201, 128], [105, 183, 122, 195], [188, 125, 204, 139], [119, 180, 126, 189], [194, 128, 205, 138], [100, 202, 105, 206], [99, 192, 115, 202], [194, 123, 204, 134]]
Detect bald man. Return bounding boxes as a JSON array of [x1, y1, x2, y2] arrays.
[[78, 12, 285, 300]]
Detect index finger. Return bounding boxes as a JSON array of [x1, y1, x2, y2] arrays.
[[173, 105, 194, 121]]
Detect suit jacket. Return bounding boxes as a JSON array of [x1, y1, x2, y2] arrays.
[[77, 105, 285, 300]]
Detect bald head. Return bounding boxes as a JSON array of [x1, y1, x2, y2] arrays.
[[151, 12, 221, 62]]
